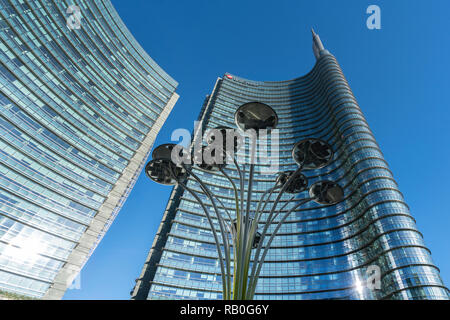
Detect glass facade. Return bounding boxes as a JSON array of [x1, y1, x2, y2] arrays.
[[132, 33, 449, 300], [0, 0, 178, 299]]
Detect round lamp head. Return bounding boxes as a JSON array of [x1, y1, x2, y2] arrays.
[[205, 126, 243, 154], [145, 159, 187, 186], [292, 138, 333, 170], [276, 171, 308, 194], [152, 143, 191, 168], [193, 145, 226, 172], [152, 143, 176, 161], [252, 232, 262, 249], [309, 180, 344, 205], [234, 102, 278, 131]]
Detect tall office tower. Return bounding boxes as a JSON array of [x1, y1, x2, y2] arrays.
[[132, 30, 449, 300], [0, 0, 178, 299]]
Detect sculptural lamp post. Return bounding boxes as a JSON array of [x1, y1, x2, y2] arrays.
[[145, 102, 344, 300]]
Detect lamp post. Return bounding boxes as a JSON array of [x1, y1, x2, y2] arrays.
[[145, 102, 344, 300]]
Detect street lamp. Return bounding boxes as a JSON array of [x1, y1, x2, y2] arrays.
[[145, 102, 344, 300]]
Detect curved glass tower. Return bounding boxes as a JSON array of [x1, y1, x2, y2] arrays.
[[132, 31, 448, 300], [0, 0, 178, 299]]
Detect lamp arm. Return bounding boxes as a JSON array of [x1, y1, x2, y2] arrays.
[[218, 167, 239, 233], [249, 165, 304, 285], [268, 194, 296, 225], [184, 165, 233, 300], [168, 164, 229, 298], [247, 197, 313, 299]]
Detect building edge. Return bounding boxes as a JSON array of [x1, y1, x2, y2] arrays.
[[131, 79, 222, 300], [43, 92, 179, 300]]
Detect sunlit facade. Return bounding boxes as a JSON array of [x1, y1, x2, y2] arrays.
[[132, 31, 449, 300], [0, 0, 178, 299]]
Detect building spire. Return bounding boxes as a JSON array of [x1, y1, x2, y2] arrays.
[[311, 28, 325, 60]]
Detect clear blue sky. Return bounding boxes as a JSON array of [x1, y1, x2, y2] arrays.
[[63, 0, 450, 299]]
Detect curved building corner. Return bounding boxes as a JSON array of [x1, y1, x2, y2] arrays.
[[0, 0, 178, 299], [132, 31, 449, 300]]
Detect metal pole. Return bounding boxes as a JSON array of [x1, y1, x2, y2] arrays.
[[239, 139, 257, 298], [175, 178, 228, 297], [218, 167, 239, 234], [247, 197, 313, 299], [220, 153, 245, 299], [185, 166, 233, 300], [248, 165, 304, 286]]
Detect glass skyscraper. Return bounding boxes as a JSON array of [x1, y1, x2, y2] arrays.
[[132, 31, 449, 300], [0, 0, 178, 299]]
